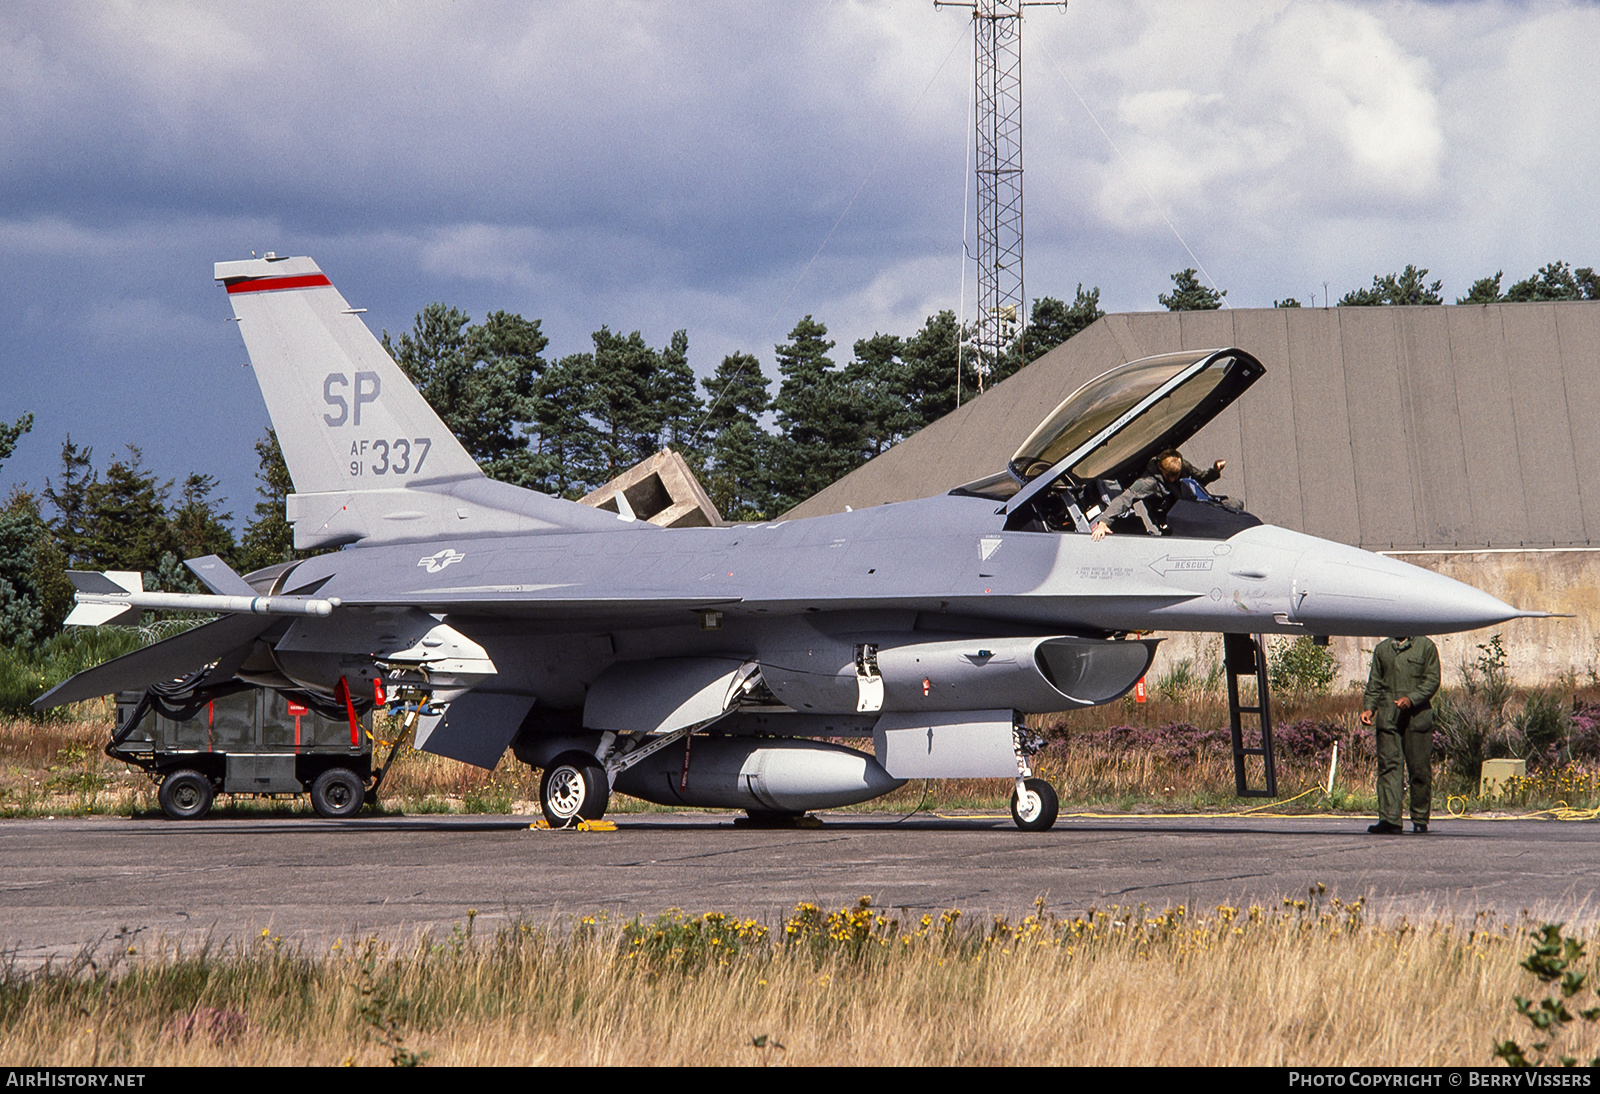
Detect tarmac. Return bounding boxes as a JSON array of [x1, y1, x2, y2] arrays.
[[3, 810, 1595, 965]]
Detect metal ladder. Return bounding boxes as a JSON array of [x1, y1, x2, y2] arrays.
[[1224, 633, 1277, 798]]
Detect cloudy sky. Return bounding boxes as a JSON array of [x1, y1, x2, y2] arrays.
[[2, 0, 1596, 525]]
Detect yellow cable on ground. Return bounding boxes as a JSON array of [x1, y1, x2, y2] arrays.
[[931, 786, 1600, 823]]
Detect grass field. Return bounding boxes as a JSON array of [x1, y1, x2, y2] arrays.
[[3, 894, 1594, 1066]]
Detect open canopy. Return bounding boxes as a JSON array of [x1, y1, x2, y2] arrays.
[[955, 348, 1264, 506]]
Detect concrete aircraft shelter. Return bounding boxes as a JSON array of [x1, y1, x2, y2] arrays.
[[786, 301, 1600, 686]]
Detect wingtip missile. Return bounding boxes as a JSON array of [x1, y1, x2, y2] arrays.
[[65, 569, 340, 623]]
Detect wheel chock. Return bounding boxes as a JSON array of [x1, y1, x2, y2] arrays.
[[529, 818, 618, 832]]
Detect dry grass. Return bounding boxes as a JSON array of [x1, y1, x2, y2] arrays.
[[9, 686, 1600, 819], [0, 708, 1367, 819], [2, 896, 1587, 1066], [12, 684, 1600, 818]]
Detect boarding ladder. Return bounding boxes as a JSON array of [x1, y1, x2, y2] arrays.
[[1224, 633, 1277, 798]]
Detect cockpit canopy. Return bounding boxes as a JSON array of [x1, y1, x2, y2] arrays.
[[1011, 348, 1262, 485], [953, 347, 1265, 536]]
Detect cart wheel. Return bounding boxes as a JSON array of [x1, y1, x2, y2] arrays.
[[539, 751, 609, 826], [310, 767, 365, 818], [159, 769, 214, 820]]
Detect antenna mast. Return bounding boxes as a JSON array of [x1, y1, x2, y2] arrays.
[[939, 0, 1062, 394]]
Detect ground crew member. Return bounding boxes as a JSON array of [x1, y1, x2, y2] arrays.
[[1090, 449, 1225, 539], [1361, 635, 1441, 834]]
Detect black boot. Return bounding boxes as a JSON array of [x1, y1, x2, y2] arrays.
[[1367, 820, 1403, 834]]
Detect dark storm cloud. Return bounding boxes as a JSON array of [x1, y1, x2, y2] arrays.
[[2, 1, 1596, 519]]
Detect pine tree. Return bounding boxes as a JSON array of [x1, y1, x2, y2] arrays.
[[1339, 265, 1442, 306], [769, 316, 864, 512], [1160, 269, 1226, 311], [698, 352, 772, 521], [587, 327, 667, 481], [529, 353, 602, 499], [238, 430, 301, 574], [1504, 261, 1598, 302], [463, 310, 549, 485], [1023, 287, 1104, 362], [847, 332, 908, 460], [898, 311, 966, 427], [42, 437, 95, 567], [384, 304, 551, 485], [652, 329, 703, 459], [0, 413, 32, 474], [0, 491, 62, 647], [1456, 271, 1504, 305], [168, 473, 236, 563], [79, 445, 173, 573]]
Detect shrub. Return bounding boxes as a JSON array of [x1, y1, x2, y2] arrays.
[[0, 627, 148, 717], [1512, 691, 1571, 769], [1437, 634, 1517, 791], [1268, 637, 1337, 695]]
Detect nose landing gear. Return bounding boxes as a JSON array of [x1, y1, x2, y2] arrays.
[[1011, 724, 1058, 831]]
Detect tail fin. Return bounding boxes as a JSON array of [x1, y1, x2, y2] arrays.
[[216, 255, 631, 547]]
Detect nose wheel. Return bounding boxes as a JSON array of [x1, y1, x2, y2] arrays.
[[1011, 777, 1059, 831]]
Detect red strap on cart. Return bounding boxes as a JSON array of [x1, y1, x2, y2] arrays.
[[335, 676, 360, 746]]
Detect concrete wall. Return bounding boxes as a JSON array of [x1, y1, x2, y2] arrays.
[[790, 301, 1600, 551]]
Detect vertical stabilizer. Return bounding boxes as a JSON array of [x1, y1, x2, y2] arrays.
[[216, 255, 482, 498], [217, 255, 634, 547]]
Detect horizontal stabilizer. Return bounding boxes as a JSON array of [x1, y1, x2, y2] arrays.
[[32, 613, 278, 710]]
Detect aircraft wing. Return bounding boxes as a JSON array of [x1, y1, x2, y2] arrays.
[[337, 591, 745, 624]]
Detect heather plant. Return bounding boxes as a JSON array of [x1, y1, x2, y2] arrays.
[[1270, 719, 1348, 762], [1568, 701, 1600, 761], [1068, 721, 1227, 766]]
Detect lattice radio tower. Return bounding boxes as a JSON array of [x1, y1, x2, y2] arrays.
[[938, 0, 1062, 392]]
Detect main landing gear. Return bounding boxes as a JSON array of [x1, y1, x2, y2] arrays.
[[539, 750, 610, 827]]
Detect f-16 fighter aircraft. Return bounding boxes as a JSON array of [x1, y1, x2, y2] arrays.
[[37, 256, 1541, 830]]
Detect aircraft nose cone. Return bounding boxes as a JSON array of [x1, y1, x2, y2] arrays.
[[1293, 544, 1529, 635]]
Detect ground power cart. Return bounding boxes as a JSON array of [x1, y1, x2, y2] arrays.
[[111, 684, 383, 819]]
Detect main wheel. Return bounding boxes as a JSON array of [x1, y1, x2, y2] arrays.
[[1010, 777, 1059, 831], [310, 767, 365, 818], [159, 769, 214, 820], [540, 751, 609, 826]]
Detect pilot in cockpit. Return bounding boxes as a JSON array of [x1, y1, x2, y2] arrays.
[[1089, 449, 1226, 540]]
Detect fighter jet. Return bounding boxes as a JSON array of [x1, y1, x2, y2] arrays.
[[36, 256, 1542, 830]]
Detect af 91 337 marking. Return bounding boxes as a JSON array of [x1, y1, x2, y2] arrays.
[[349, 437, 431, 477]]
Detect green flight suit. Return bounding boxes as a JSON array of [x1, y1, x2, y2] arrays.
[[1363, 636, 1441, 826]]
